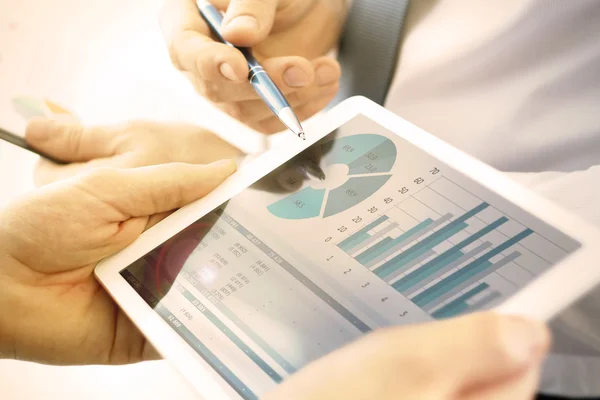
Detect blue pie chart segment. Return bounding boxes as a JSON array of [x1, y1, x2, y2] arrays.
[[267, 187, 326, 219], [323, 175, 392, 218]]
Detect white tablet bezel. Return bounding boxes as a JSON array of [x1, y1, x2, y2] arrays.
[[95, 96, 600, 399]]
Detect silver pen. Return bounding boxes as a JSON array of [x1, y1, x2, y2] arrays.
[[196, 0, 306, 140]]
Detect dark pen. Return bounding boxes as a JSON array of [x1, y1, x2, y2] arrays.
[[0, 126, 66, 164]]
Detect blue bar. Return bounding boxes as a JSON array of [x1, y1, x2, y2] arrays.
[[338, 215, 389, 251], [432, 300, 469, 319], [373, 203, 489, 278], [413, 229, 533, 307], [356, 218, 433, 264], [374, 222, 467, 278], [393, 217, 508, 292], [431, 283, 490, 319], [393, 250, 463, 292]]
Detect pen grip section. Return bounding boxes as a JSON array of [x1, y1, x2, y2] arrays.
[[249, 68, 288, 115]]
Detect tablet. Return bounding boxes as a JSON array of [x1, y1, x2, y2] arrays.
[[95, 96, 600, 400]]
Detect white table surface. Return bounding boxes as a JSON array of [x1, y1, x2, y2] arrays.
[[0, 0, 267, 398]]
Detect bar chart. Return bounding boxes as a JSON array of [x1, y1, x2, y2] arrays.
[[337, 176, 571, 319]]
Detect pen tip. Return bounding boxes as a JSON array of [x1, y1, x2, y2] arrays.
[[298, 131, 306, 140]]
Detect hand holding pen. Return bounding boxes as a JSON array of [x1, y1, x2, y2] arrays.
[[160, 0, 342, 134], [195, 0, 327, 178], [195, 0, 306, 139], [2, 0, 333, 180]]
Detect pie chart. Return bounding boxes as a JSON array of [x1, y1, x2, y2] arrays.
[[267, 134, 396, 219]]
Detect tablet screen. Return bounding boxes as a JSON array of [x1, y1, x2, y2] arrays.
[[120, 114, 580, 399]]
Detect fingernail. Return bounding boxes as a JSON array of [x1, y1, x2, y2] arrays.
[[283, 67, 310, 88], [504, 317, 550, 364], [224, 16, 259, 33], [315, 65, 339, 86], [219, 63, 239, 82]]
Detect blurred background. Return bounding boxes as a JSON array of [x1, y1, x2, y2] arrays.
[[0, 0, 265, 398]]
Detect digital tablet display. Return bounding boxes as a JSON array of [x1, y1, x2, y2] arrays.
[[120, 115, 580, 399]]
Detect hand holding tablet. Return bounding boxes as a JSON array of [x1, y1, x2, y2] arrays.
[[0, 160, 236, 365], [0, 97, 598, 400], [0, 101, 552, 400]]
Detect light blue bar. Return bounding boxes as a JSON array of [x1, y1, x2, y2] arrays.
[[375, 222, 467, 278], [347, 222, 399, 255], [393, 217, 508, 292], [356, 237, 394, 263], [339, 232, 370, 252], [365, 214, 453, 267], [356, 218, 433, 264], [413, 229, 533, 307], [373, 203, 489, 277], [431, 283, 490, 319], [179, 285, 283, 383], [338, 215, 389, 251]]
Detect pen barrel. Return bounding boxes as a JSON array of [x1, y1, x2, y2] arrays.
[[248, 65, 289, 115]]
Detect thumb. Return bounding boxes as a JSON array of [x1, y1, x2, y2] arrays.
[[219, 0, 278, 46], [416, 313, 550, 392], [25, 118, 118, 162], [78, 160, 237, 218]]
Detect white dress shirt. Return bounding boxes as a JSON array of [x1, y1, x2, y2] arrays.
[[385, 0, 600, 396]]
